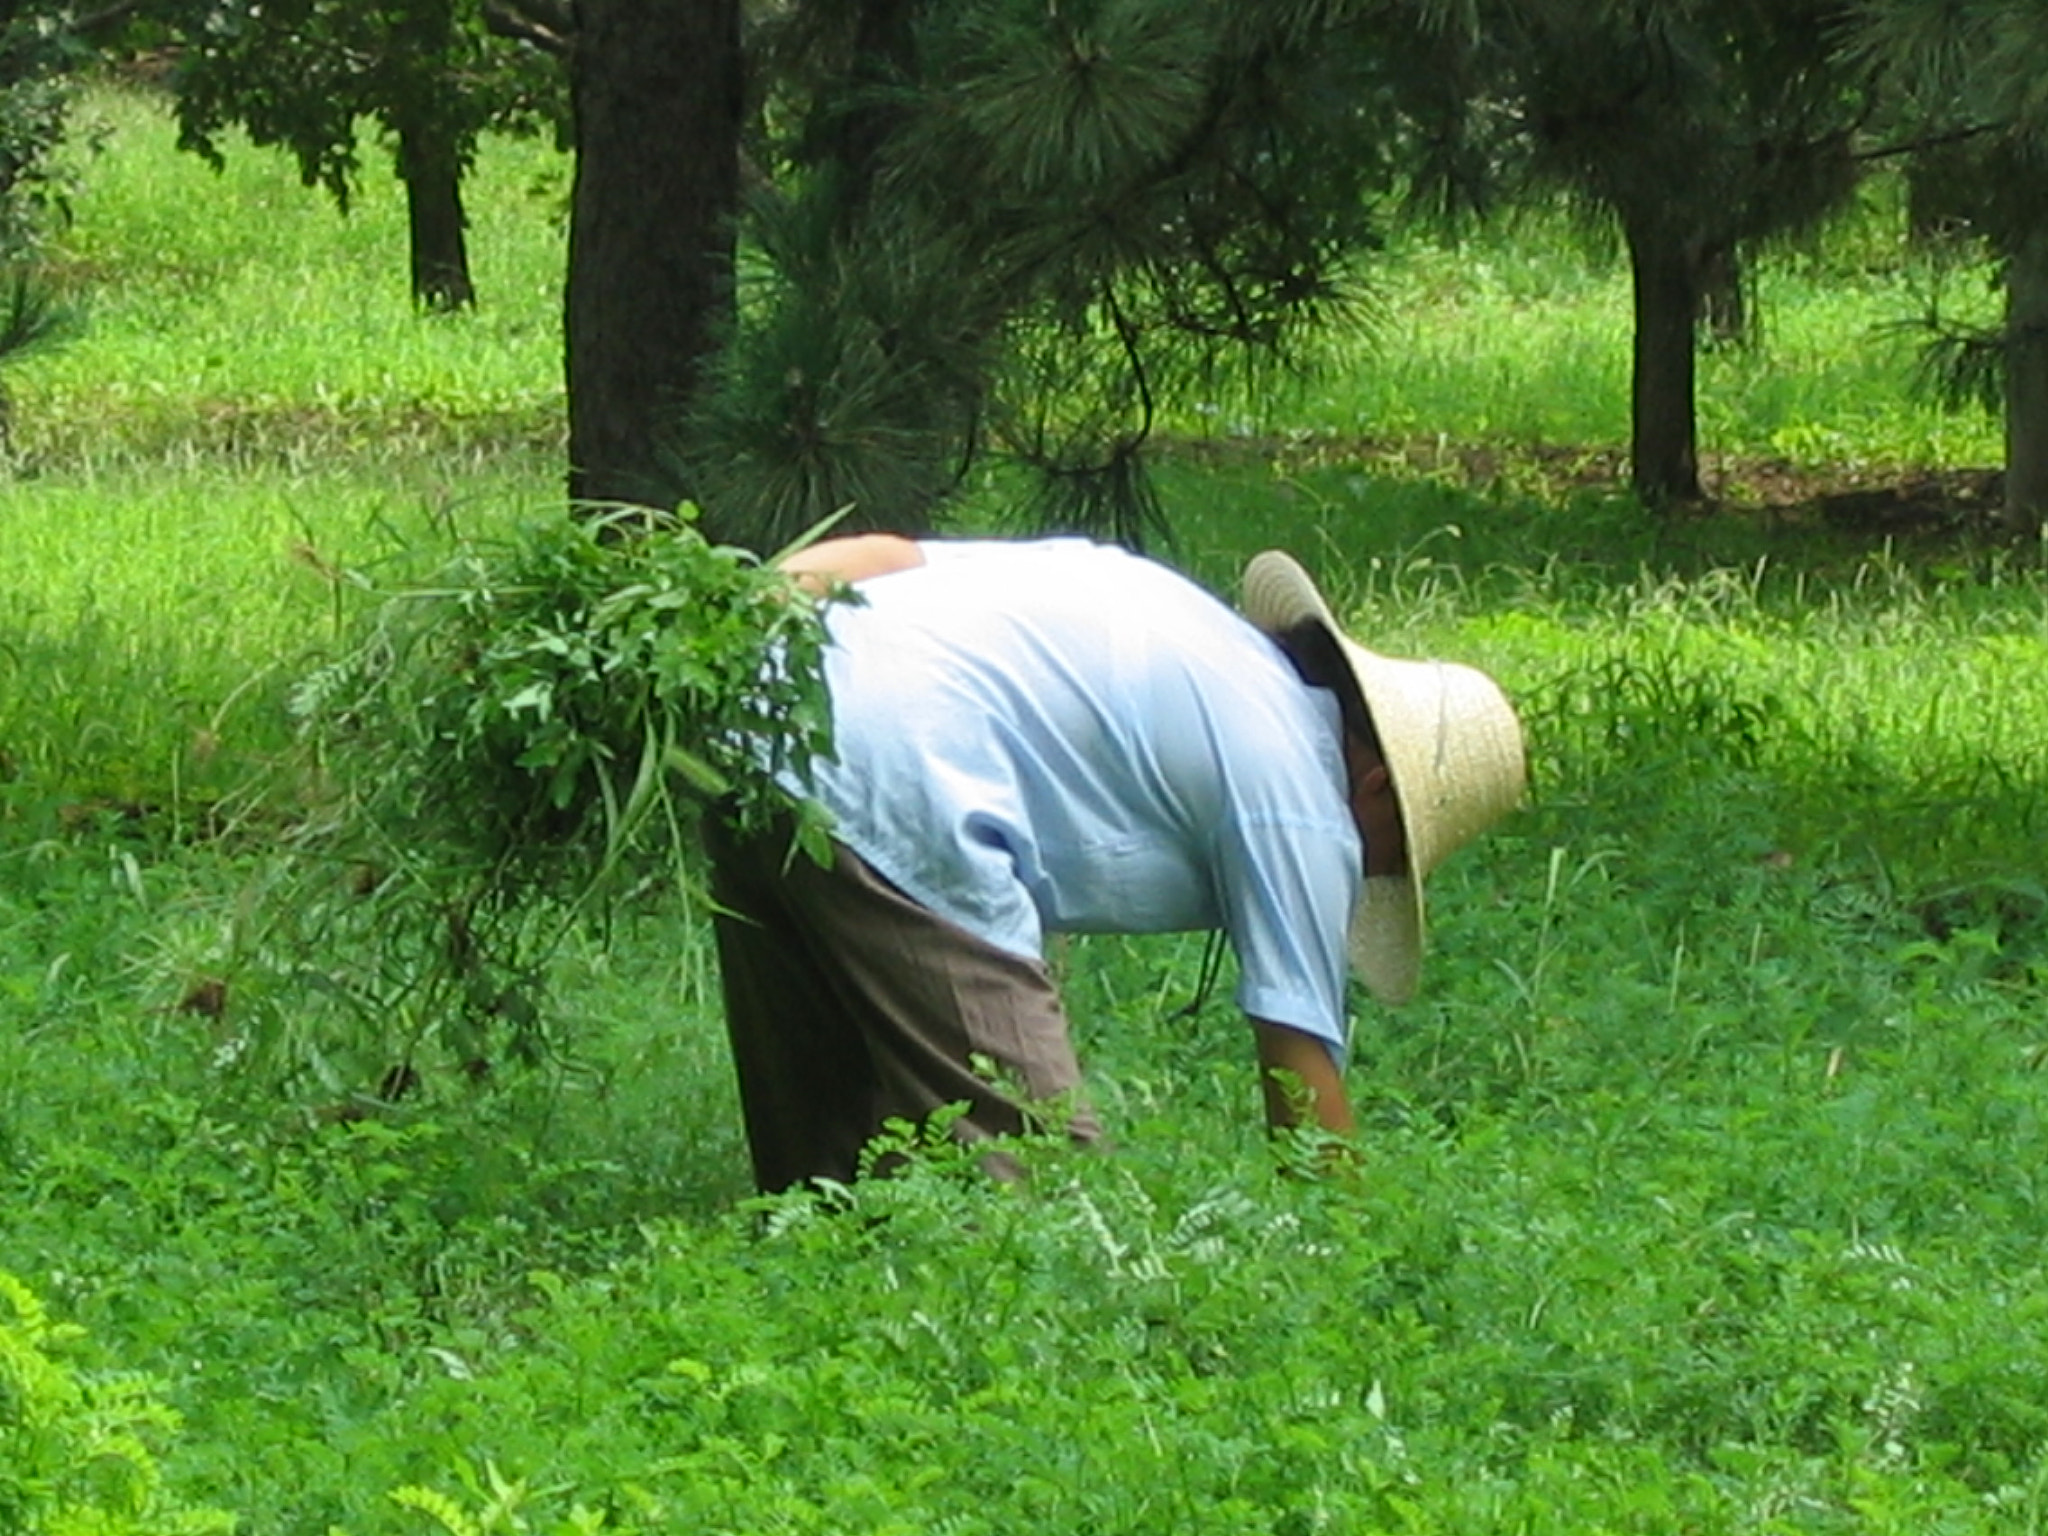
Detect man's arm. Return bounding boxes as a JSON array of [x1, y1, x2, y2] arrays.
[[1250, 1019, 1357, 1137], [778, 533, 927, 594]]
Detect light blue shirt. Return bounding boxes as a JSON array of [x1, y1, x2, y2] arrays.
[[796, 538, 1359, 1051]]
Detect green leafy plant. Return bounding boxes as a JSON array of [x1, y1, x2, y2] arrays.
[[231, 504, 839, 1098], [0, 1270, 234, 1535]]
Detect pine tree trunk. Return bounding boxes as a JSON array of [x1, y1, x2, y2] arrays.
[[399, 121, 475, 313], [1626, 217, 1703, 505], [830, 0, 919, 223], [1905, 146, 1975, 248], [2003, 223, 2048, 537], [1693, 240, 1747, 348], [564, 0, 743, 510]]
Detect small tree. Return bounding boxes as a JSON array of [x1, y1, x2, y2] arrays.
[[1848, 0, 2048, 535], [163, 0, 565, 311], [1402, 0, 1871, 505], [0, 3, 97, 449]]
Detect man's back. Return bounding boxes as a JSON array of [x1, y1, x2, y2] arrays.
[[801, 538, 1359, 1045]]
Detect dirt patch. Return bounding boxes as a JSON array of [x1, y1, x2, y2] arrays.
[[1766, 467, 2003, 536], [1167, 431, 2015, 541]]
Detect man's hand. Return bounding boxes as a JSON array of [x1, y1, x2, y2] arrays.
[[1250, 1018, 1357, 1137]]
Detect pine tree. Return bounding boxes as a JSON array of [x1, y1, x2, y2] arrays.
[[161, 0, 564, 311], [1402, 0, 1870, 506], [1848, 0, 2048, 534], [563, 0, 743, 509], [680, 0, 1401, 551]]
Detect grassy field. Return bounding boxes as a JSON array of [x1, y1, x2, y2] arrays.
[[5, 84, 2048, 1534]]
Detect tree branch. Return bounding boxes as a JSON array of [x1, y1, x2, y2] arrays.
[[70, 0, 143, 41], [484, 0, 574, 58], [1856, 122, 2001, 164]]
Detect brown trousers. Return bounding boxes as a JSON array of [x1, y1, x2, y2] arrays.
[[704, 815, 1101, 1193]]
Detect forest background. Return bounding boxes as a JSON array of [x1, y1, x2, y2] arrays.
[[5, 3, 2048, 1533]]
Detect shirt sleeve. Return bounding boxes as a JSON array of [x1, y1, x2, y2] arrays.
[[1216, 806, 1359, 1060]]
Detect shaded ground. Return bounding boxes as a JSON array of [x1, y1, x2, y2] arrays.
[[1713, 458, 2004, 535], [1171, 432, 2012, 540]]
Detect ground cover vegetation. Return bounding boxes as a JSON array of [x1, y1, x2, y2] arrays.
[[4, 82, 2048, 1534]]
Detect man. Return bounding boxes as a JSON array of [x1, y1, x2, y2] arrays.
[[705, 535, 1524, 1193]]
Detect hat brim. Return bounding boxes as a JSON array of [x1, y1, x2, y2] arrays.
[[1242, 550, 1525, 1006]]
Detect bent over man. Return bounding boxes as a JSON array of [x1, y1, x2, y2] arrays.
[[705, 535, 1524, 1193]]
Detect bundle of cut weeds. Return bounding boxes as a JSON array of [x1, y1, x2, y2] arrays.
[[228, 506, 839, 1103]]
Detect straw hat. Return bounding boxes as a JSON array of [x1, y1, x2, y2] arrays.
[[1241, 550, 1526, 1005]]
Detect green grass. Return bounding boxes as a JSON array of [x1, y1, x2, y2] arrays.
[[5, 82, 2048, 1536], [2, 86, 565, 807], [23, 85, 565, 462], [1207, 188, 2007, 473]]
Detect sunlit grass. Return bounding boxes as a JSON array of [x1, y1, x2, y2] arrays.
[[0, 455, 553, 808], [1199, 197, 2007, 472], [1, 84, 563, 802], [16, 84, 565, 464]]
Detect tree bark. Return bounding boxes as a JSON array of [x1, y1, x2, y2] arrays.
[[1905, 144, 1977, 248], [1625, 217, 1703, 505], [829, 0, 919, 223], [2003, 223, 2048, 537], [398, 121, 475, 312], [565, 0, 744, 509], [1692, 239, 1748, 349]]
